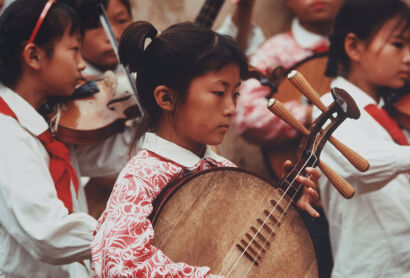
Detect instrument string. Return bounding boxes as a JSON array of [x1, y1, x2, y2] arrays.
[[226, 147, 318, 278]]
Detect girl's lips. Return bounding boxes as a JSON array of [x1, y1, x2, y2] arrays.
[[218, 124, 230, 131], [398, 71, 410, 79], [311, 1, 328, 11]]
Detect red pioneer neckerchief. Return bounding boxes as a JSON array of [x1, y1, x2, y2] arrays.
[[0, 97, 79, 213]]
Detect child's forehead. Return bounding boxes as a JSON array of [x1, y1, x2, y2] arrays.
[[374, 16, 410, 40], [57, 25, 82, 45]]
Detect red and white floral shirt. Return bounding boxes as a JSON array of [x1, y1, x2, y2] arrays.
[[234, 19, 329, 145], [91, 133, 235, 277]]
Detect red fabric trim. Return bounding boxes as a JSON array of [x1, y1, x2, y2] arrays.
[[365, 104, 409, 146], [0, 97, 78, 213]]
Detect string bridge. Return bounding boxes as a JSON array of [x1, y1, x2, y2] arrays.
[[235, 196, 289, 265]]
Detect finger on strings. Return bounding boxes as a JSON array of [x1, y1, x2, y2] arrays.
[[296, 175, 317, 191], [305, 167, 321, 182], [281, 160, 293, 177], [306, 186, 320, 202]]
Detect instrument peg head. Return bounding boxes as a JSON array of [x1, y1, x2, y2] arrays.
[[331, 87, 361, 119]]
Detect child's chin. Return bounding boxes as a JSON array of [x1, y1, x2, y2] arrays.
[[205, 136, 225, 146], [390, 79, 406, 89]]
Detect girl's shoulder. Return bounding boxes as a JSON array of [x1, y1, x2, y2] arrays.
[[122, 149, 185, 180], [0, 114, 36, 144]]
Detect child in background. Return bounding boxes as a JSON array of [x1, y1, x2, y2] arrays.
[[0, 0, 133, 276], [217, 0, 265, 55], [91, 21, 322, 277], [76, 0, 132, 76], [220, 2, 343, 277], [228, 0, 345, 145], [73, 0, 133, 218], [315, 0, 410, 276]]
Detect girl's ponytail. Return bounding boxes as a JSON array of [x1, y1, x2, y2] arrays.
[[119, 21, 160, 74], [119, 21, 248, 155]]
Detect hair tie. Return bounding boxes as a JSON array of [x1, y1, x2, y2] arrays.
[[143, 31, 161, 51]]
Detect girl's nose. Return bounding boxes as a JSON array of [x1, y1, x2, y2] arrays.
[[113, 25, 122, 42], [223, 97, 236, 117], [403, 45, 410, 64], [78, 54, 87, 72]]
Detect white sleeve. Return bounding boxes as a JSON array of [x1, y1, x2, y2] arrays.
[[0, 123, 97, 264], [313, 95, 410, 194], [71, 124, 134, 177], [216, 15, 265, 56]]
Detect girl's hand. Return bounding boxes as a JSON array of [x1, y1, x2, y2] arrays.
[[282, 160, 321, 218]]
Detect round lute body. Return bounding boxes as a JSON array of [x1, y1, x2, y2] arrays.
[[151, 168, 318, 277], [263, 54, 332, 179]]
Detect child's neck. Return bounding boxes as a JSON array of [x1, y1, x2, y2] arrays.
[[347, 71, 380, 102], [12, 77, 47, 110], [299, 20, 333, 37], [156, 120, 206, 158]]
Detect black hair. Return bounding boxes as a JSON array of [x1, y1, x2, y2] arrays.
[[0, 0, 81, 88], [326, 0, 410, 77], [119, 21, 249, 151], [75, 0, 132, 30]]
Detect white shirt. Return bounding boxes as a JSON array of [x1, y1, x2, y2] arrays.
[[0, 85, 132, 277], [290, 18, 326, 49], [217, 14, 265, 56], [313, 77, 410, 277]]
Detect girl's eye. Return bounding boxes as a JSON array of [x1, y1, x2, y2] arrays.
[[118, 19, 129, 24], [213, 91, 224, 97], [115, 17, 131, 26], [233, 92, 240, 99], [392, 41, 404, 49]]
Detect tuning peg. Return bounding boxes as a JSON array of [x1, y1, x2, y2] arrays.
[[318, 161, 355, 199], [267, 98, 355, 198], [287, 70, 369, 172]]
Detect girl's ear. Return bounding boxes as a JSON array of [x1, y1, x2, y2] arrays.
[[344, 33, 364, 62], [21, 43, 43, 70], [153, 85, 175, 112]]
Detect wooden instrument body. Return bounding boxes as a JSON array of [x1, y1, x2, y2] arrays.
[[49, 71, 139, 144], [151, 168, 318, 277]]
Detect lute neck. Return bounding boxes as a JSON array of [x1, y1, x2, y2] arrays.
[[194, 0, 225, 29], [278, 150, 318, 201]]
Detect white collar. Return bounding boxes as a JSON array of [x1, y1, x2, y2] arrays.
[[291, 18, 328, 49], [331, 77, 379, 109], [0, 84, 49, 136], [140, 132, 227, 168]]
